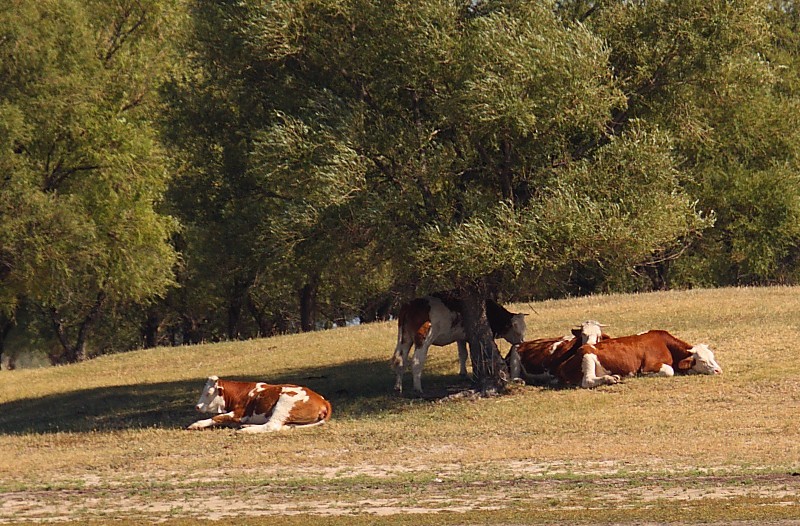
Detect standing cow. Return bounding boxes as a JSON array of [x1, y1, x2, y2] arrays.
[[392, 293, 527, 393], [556, 330, 722, 388], [188, 376, 332, 432]]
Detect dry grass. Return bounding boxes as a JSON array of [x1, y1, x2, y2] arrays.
[[1, 286, 799, 524]]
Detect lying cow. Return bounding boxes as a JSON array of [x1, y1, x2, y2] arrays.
[[513, 320, 609, 385], [392, 293, 527, 393], [188, 376, 332, 432], [556, 330, 722, 388]]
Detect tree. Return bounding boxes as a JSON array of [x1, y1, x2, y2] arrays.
[[167, 0, 705, 392], [562, 0, 800, 288], [0, 0, 181, 362]]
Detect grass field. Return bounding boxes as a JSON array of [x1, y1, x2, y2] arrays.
[[1, 286, 800, 524]]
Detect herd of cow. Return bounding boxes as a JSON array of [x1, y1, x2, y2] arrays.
[[188, 292, 722, 433]]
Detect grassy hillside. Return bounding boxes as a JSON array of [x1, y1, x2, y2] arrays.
[[1, 287, 799, 524]]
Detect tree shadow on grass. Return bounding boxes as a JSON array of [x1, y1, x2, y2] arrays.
[[0, 358, 472, 435]]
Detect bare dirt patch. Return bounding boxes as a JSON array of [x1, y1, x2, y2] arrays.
[[2, 463, 799, 523]]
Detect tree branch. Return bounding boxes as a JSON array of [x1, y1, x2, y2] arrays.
[[102, 0, 148, 66]]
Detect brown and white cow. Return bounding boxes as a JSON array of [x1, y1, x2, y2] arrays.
[[392, 293, 527, 393], [187, 376, 332, 432], [512, 320, 609, 385], [556, 330, 722, 388]]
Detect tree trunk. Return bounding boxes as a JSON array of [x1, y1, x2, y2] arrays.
[[181, 314, 202, 344], [642, 257, 671, 291], [359, 295, 393, 324], [458, 285, 509, 394], [0, 312, 14, 371], [227, 295, 243, 340], [49, 290, 107, 364], [299, 275, 319, 332], [227, 278, 251, 340], [142, 307, 162, 349], [246, 294, 274, 337]]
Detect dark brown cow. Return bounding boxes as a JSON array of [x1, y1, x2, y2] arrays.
[[187, 376, 331, 432], [511, 320, 609, 384], [392, 293, 527, 393], [556, 330, 722, 388]]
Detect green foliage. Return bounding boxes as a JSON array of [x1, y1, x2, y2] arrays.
[[0, 0, 182, 360], [5, 0, 800, 361]]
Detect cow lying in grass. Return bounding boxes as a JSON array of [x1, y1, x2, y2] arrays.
[[556, 330, 722, 388], [188, 376, 331, 432], [510, 320, 609, 385]]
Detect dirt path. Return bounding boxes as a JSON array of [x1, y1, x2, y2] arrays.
[[2, 466, 799, 523]]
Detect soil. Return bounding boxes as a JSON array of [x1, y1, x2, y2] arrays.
[[2, 462, 799, 523]]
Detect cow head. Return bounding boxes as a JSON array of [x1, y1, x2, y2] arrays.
[[678, 344, 723, 375], [571, 320, 607, 346], [503, 313, 527, 345], [195, 375, 227, 414]]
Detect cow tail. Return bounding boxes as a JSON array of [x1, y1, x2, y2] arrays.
[[320, 398, 333, 423], [391, 309, 408, 368]]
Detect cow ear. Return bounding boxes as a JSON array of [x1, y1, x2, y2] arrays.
[[216, 385, 225, 395], [571, 328, 582, 337], [677, 357, 694, 370]]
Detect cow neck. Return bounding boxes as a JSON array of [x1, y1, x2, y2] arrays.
[[219, 380, 248, 409], [664, 334, 693, 363]]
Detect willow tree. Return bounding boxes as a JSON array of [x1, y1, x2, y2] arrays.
[[0, 0, 181, 362], [558, 0, 800, 287]]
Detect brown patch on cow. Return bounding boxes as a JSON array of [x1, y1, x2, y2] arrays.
[[414, 321, 432, 347], [397, 299, 432, 348], [556, 330, 698, 385]]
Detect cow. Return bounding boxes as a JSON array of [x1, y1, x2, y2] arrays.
[[392, 292, 527, 393], [511, 320, 609, 385], [187, 376, 332, 432], [555, 330, 722, 389]]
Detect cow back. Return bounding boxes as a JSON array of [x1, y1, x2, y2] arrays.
[[516, 337, 570, 374]]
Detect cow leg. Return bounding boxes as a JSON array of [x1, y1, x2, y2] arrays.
[[656, 363, 674, 377], [527, 371, 559, 386], [580, 353, 620, 389], [187, 411, 239, 430], [392, 338, 413, 393], [457, 340, 469, 378], [239, 391, 304, 433], [411, 340, 433, 394]]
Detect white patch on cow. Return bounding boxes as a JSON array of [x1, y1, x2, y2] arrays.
[[580, 353, 620, 389], [550, 337, 569, 354], [194, 377, 226, 414], [187, 410, 235, 430], [238, 387, 309, 433], [187, 417, 216, 430], [457, 341, 469, 377], [637, 331, 648, 336], [580, 321, 604, 345], [689, 344, 722, 375], [657, 363, 675, 377], [427, 297, 466, 345]]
